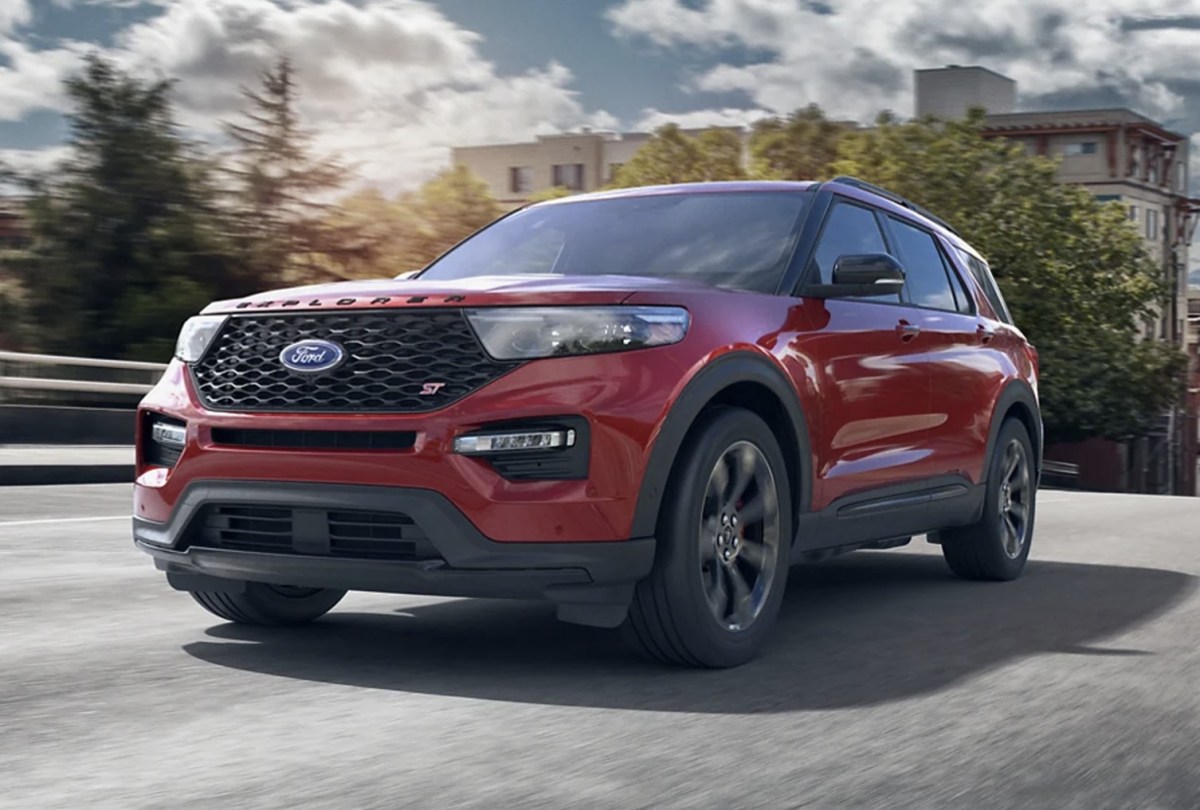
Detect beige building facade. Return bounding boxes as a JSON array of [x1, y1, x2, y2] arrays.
[[451, 128, 740, 208]]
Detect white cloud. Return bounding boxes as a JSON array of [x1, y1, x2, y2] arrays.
[[0, 0, 29, 34], [607, 0, 1200, 129], [633, 106, 769, 132], [0, 144, 70, 175], [0, 0, 617, 193]]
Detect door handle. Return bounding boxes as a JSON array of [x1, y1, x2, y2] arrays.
[[976, 324, 996, 344], [896, 320, 921, 342]]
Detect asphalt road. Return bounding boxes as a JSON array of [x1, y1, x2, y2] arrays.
[[1, 485, 1198, 809]]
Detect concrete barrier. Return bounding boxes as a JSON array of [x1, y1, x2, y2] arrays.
[[0, 405, 135, 445]]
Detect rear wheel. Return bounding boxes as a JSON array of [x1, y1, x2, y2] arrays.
[[938, 418, 1036, 581], [191, 582, 346, 626], [625, 407, 791, 668]]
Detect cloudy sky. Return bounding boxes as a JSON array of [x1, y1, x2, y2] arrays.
[[3, 0, 1200, 193]]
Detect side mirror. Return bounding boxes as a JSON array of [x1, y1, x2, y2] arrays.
[[805, 254, 906, 298]]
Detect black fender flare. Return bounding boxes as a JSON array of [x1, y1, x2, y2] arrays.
[[981, 379, 1043, 485], [629, 352, 814, 540]]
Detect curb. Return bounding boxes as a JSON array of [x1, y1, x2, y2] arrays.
[[0, 465, 134, 486]]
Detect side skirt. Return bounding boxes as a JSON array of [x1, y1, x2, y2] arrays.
[[790, 474, 985, 564]]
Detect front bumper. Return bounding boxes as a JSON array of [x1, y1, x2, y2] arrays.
[[134, 480, 656, 628]]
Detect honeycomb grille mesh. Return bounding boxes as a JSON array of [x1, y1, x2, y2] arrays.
[[191, 310, 517, 412]]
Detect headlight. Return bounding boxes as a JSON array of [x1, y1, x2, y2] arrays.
[[174, 315, 227, 363], [465, 306, 689, 360]]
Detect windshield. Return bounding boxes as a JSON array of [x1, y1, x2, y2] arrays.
[[419, 191, 812, 293]]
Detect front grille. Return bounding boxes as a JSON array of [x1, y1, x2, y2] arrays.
[[188, 505, 441, 561], [191, 311, 519, 413], [211, 428, 416, 451]]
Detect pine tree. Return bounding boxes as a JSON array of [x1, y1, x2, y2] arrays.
[[224, 57, 353, 284]]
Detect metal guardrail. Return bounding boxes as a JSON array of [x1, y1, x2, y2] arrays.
[[0, 351, 167, 404]]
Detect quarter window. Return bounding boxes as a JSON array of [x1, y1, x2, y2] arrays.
[[954, 247, 1013, 324]]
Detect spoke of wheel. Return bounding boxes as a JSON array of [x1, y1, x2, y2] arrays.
[[727, 564, 754, 627], [705, 564, 729, 619], [699, 515, 719, 561], [1003, 512, 1020, 555], [1009, 501, 1028, 523], [737, 487, 778, 526], [1004, 444, 1020, 484], [708, 459, 730, 504], [738, 539, 768, 570], [727, 445, 757, 507]]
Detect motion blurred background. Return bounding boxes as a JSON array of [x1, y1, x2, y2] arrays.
[[0, 0, 1198, 494]]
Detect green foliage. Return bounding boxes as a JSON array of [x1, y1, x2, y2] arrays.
[[14, 56, 248, 361], [831, 110, 1186, 442], [610, 124, 747, 188], [748, 104, 849, 180], [224, 57, 353, 286], [527, 185, 574, 203], [325, 166, 501, 280]]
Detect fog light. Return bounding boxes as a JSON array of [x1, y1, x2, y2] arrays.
[[454, 429, 576, 455], [151, 420, 186, 449]]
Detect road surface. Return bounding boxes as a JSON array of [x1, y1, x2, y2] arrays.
[[1, 485, 1198, 809]]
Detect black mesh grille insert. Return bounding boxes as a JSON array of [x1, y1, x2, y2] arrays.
[[191, 310, 519, 413], [189, 505, 441, 561]]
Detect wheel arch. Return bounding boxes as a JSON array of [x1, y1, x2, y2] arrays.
[[982, 380, 1043, 485], [630, 352, 814, 543]]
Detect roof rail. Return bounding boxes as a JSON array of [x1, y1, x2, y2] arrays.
[[828, 176, 960, 236]]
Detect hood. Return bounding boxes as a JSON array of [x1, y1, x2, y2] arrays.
[[201, 274, 718, 314]]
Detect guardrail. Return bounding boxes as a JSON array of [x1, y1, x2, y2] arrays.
[[0, 351, 167, 405]]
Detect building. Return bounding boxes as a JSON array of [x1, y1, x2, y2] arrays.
[[451, 128, 746, 207], [918, 65, 1200, 495], [915, 65, 1016, 119]]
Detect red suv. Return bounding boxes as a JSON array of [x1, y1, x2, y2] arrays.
[[134, 177, 1041, 668]]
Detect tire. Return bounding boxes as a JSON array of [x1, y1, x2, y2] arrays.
[[191, 582, 346, 626], [625, 406, 792, 668], [938, 418, 1036, 581]]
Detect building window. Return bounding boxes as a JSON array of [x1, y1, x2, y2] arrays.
[[1129, 205, 1138, 222], [552, 163, 585, 191], [1064, 141, 1098, 156], [1146, 208, 1159, 241], [509, 166, 533, 195]]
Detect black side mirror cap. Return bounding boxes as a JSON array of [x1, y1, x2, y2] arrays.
[[803, 253, 906, 299]]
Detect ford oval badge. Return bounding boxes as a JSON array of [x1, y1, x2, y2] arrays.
[[279, 339, 346, 373]]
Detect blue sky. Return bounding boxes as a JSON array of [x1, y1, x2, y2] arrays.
[[2, 0, 1200, 193]]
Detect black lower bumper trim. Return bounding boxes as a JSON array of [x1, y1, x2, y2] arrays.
[[134, 480, 655, 627]]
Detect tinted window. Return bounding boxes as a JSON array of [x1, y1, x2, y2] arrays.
[[944, 255, 974, 314], [810, 202, 889, 285], [888, 217, 958, 311], [421, 192, 811, 294], [953, 246, 1013, 324]]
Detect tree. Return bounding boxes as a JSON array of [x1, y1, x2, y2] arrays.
[[748, 104, 849, 181], [527, 185, 574, 203], [323, 166, 501, 279], [14, 55, 245, 360], [831, 110, 1186, 443], [610, 124, 747, 188], [224, 57, 352, 285], [402, 165, 501, 267]]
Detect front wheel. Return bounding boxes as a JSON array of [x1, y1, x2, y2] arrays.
[[625, 407, 792, 668], [190, 582, 346, 626], [937, 418, 1036, 581]]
